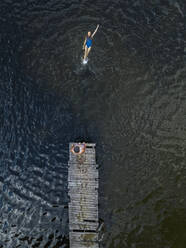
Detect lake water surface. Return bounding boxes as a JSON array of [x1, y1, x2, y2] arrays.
[[0, 0, 185, 247]]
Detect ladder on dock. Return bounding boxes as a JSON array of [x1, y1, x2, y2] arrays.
[[68, 143, 99, 248]]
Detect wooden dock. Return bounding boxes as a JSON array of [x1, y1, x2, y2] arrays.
[[68, 143, 99, 248]]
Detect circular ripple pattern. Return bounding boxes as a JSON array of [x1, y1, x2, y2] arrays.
[[0, 0, 185, 247]]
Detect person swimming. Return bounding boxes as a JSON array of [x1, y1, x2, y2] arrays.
[[82, 24, 100, 62]]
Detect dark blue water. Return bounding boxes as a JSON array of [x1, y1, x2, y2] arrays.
[[0, 0, 185, 247]]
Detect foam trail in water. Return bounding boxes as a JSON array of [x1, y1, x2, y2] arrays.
[[82, 58, 88, 65]]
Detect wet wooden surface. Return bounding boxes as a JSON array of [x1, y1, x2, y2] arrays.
[[68, 143, 99, 248]]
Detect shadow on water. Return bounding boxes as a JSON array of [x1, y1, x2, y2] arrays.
[[0, 0, 185, 247]]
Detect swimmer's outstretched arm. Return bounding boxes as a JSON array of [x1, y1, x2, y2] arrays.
[[91, 24, 100, 38]]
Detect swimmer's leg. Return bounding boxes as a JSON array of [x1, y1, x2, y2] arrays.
[[87, 47, 91, 57], [84, 46, 88, 60]]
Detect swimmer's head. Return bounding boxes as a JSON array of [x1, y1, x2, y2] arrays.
[[87, 31, 91, 37], [74, 145, 80, 153]]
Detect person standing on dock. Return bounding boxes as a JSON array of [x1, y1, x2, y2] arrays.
[[82, 24, 100, 62], [71, 143, 86, 155]]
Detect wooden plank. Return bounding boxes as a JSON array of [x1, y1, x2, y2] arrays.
[[68, 181, 98, 188], [68, 188, 98, 197], [68, 177, 98, 182], [69, 224, 98, 231], [68, 171, 98, 177], [69, 202, 98, 209], [68, 193, 98, 202], [68, 165, 97, 168], [69, 208, 98, 215], [68, 167, 98, 173], [69, 224, 99, 230], [69, 207, 98, 214], [69, 211, 98, 220], [68, 168, 98, 174], [68, 160, 97, 164], [69, 201, 98, 208], [69, 208, 98, 216], [69, 214, 98, 223], [68, 163, 97, 168], [68, 181, 98, 186], [69, 195, 98, 203], [69, 143, 96, 148], [68, 178, 98, 182], [70, 241, 99, 248], [68, 168, 97, 172], [68, 186, 98, 193], [70, 221, 98, 227], [69, 232, 98, 242], [69, 199, 98, 206]]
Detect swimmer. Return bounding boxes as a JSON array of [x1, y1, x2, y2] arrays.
[[82, 24, 100, 62]]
